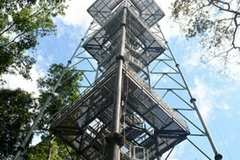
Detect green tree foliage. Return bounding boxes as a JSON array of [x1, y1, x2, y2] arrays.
[[171, 0, 240, 65], [26, 135, 75, 160], [37, 63, 82, 132], [26, 63, 82, 159], [0, 0, 67, 79], [0, 88, 38, 159]]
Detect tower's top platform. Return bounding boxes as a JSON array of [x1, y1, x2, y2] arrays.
[[83, 6, 166, 73], [88, 0, 165, 27]]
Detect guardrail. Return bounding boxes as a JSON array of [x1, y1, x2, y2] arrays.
[[124, 63, 188, 130]]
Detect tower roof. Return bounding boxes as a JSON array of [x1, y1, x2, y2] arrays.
[[87, 0, 165, 27]]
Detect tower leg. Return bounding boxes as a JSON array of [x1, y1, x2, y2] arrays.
[[154, 133, 161, 160], [215, 154, 223, 160], [107, 56, 124, 160], [107, 3, 127, 160]]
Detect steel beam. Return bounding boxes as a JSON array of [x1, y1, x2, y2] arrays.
[[107, 1, 127, 160]]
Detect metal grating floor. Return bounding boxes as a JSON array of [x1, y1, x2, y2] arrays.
[[83, 6, 166, 73], [87, 0, 165, 27], [51, 64, 189, 160]]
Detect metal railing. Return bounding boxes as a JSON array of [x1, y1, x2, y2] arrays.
[[124, 63, 188, 130]]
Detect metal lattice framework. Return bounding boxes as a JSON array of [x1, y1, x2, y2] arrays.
[[14, 0, 222, 160]]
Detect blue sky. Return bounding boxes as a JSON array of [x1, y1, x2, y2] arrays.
[[2, 0, 240, 159]]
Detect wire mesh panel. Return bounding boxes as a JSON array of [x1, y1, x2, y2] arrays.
[[88, 0, 164, 27], [49, 0, 221, 159], [130, 0, 165, 27], [51, 63, 190, 159], [87, 0, 123, 26], [83, 7, 166, 74], [14, 0, 221, 158], [134, 146, 145, 160]]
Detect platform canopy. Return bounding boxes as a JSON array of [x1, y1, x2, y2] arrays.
[[87, 0, 165, 28]]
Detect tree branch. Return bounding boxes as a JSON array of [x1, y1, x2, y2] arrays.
[[213, 0, 230, 10], [207, 1, 240, 50], [0, 23, 15, 36], [0, 32, 26, 48], [211, 0, 240, 15], [192, 1, 212, 15], [1, 46, 34, 80], [0, 4, 48, 37], [232, 13, 240, 48]]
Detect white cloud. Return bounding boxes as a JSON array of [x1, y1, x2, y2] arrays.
[[56, 0, 95, 29], [182, 39, 240, 83], [1, 65, 44, 97], [35, 50, 52, 68], [36, 54, 44, 62], [162, 141, 186, 160], [55, 0, 182, 40], [183, 47, 202, 70], [191, 78, 215, 120], [190, 77, 232, 121], [157, 0, 184, 39]]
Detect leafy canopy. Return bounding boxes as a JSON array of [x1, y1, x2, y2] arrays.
[[0, 88, 39, 159], [0, 0, 67, 79], [26, 135, 76, 160], [36, 63, 82, 133], [25, 63, 82, 159], [171, 0, 240, 66]]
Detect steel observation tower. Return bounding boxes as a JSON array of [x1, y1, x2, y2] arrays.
[[37, 0, 222, 160]]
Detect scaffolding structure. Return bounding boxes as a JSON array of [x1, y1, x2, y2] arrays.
[[14, 0, 223, 160]]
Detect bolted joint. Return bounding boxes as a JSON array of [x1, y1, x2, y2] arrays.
[[49, 92, 54, 97], [190, 98, 196, 103], [155, 151, 162, 157], [17, 145, 24, 152], [121, 22, 126, 26], [214, 154, 223, 160], [104, 132, 124, 147], [116, 55, 125, 62]]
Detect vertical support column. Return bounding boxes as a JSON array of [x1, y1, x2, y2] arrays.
[[190, 99, 223, 160], [106, 3, 127, 160], [13, 21, 94, 160], [156, 24, 222, 160], [154, 133, 161, 160]]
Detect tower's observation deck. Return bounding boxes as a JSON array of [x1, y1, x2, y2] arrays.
[[87, 0, 165, 28], [83, 5, 166, 73], [51, 0, 190, 159], [51, 64, 189, 159]]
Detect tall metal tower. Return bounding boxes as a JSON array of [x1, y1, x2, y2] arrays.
[[48, 0, 222, 160]]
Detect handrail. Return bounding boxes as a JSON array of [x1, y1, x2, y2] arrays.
[[124, 63, 188, 130], [51, 65, 117, 122]]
